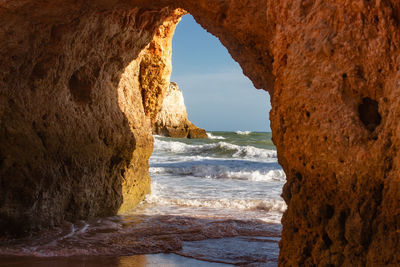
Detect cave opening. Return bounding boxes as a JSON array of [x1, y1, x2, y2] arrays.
[[169, 14, 270, 132], [141, 13, 286, 265], [0, 5, 283, 266], [2, 1, 400, 265]]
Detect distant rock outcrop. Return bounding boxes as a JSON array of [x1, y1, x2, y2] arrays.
[[153, 82, 207, 139]]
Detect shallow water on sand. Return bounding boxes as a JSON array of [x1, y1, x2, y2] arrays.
[[0, 254, 231, 267], [0, 132, 285, 266]]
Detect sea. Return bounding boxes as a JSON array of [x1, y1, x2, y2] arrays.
[[0, 131, 286, 267]]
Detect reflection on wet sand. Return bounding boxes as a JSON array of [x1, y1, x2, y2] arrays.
[[0, 214, 280, 266], [0, 254, 231, 267]]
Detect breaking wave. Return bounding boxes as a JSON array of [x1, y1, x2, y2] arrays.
[[154, 139, 277, 160], [236, 131, 252, 135], [150, 165, 285, 182], [206, 132, 226, 139], [145, 195, 287, 214]]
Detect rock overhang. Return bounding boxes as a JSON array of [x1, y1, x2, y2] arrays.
[[1, 0, 400, 265]]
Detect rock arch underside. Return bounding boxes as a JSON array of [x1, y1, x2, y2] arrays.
[[1, 0, 400, 265]]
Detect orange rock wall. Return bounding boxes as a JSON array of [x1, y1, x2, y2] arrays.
[[0, 1, 178, 234], [268, 1, 400, 265], [179, 1, 400, 264], [1, 0, 400, 265], [139, 9, 184, 124]]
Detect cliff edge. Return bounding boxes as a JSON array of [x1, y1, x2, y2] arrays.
[[153, 82, 207, 138]]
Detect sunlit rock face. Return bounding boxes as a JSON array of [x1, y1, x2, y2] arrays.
[[1, 0, 400, 265], [153, 82, 207, 138], [138, 8, 184, 125], [266, 2, 400, 265], [0, 1, 181, 235]]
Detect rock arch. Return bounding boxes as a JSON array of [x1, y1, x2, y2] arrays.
[[1, 0, 400, 265]]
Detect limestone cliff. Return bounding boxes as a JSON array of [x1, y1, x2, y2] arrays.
[[1, 0, 400, 265], [139, 9, 185, 125], [0, 3, 182, 235], [153, 82, 207, 138]]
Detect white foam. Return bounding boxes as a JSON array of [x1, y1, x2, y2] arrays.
[[150, 165, 285, 182], [224, 143, 276, 159], [260, 169, 286, 182], [154, 138, 188, 153], [148, 134, 286, 225], [206, 133, 226, 139], [145, 193, 287, 214], [153, 138, 277, 160], [236, 131, 251, 135]]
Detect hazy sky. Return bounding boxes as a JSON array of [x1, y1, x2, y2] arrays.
[[170, 15, 271, 132]]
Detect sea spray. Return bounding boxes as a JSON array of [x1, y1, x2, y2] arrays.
[[206, 132, 226, 140], [153, 139, 277, 160], [150, 164, 285, 181], [236, 130, 252, 135]]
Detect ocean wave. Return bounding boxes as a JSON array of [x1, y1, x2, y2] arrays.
[[206, 133, 226, 139], [153, 139, 277, 160], [236, 131, 251, 135], [145, 193, 286, 213], [154, 138, 188, 153], [150, 164, 285, 182]]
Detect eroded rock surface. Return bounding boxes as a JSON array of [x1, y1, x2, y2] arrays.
[[1, 0, 400, 265], [267, 2, 400, 265], [153, 82, 207, 138], [0, 2, 181, 235]]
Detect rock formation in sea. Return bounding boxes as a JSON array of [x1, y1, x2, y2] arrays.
[[1, 0, 400, 265], [153, 82, 207, 138]]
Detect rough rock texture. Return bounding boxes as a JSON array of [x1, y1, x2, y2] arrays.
[[268, 2, 400, 266], [0, 2, 182, 235], [153, 82, 207, 138], [1, 0, 400, 265], [139, 9, 185, 124]]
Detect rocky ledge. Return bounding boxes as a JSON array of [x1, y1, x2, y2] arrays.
[[153, 82, 207, 139]]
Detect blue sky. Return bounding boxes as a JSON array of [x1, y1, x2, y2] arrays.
[[170, 15, 271, 132]]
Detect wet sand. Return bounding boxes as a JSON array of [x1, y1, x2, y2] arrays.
[[0, 254, 231, 267]]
